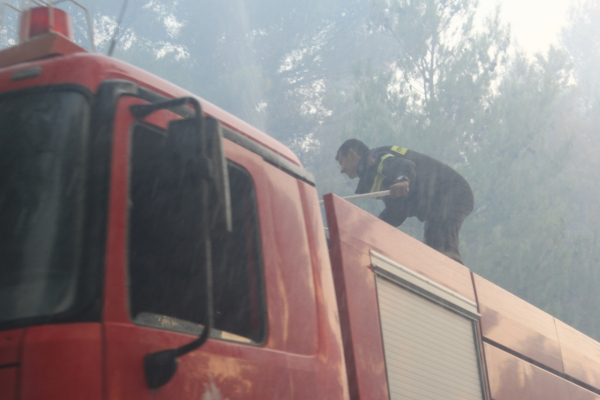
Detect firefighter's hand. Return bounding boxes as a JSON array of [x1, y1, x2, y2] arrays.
[[389, 181, 409, 198]]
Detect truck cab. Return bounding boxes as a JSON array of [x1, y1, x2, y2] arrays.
[[0, 6, 347, 399]]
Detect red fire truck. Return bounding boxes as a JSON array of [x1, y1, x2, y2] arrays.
[[1, 5, 599, 400]]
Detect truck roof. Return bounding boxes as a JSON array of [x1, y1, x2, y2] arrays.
[[0, 33, 302, 167]]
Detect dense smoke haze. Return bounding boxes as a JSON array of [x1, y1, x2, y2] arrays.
[[2, 0, 600, 341]]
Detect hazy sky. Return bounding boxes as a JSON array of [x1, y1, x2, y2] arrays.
[[477, 0, 578, 55]]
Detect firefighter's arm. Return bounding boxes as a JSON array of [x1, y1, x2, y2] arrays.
[[379, 205, 408, 226], [383, 157, 416, 181], [383, 157, 416, 198]]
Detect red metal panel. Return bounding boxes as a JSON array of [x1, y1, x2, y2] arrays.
[[104, 323, 332, 399], [472, 275, 494, 400], [261, 164, 317, 355], [484, 343, 600, 400], [297, 182, 351, 399], [0, 367, 18, 400], [20, 323, 103, 400], [474, 274, 564, 372], [325, 194, 478, 400], [329, 239, 389, 400], [325, 194, 477, 303], [555, 319, 600, 391], [0, 329, 22, 400], [0, 329, 23, 366], [102, 96, 136, 324]]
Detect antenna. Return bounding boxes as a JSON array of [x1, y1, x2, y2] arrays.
[[107, 0, 127, 57]]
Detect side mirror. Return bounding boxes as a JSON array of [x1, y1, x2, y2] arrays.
[[165, 116, 232, 234], [204, 116, 232, 233], [129, 98, 231, 389]]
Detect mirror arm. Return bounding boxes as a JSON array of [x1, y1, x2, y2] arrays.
[[144, 257, 213, 389], [131, 97, 214, 390]]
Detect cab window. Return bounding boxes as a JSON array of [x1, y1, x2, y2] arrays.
[[127, 123, 265, 344]]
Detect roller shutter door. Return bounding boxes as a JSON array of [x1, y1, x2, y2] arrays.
[[371, 251, 486, 400]]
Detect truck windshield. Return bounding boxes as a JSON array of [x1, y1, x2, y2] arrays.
[[0, 90, 89, 326]]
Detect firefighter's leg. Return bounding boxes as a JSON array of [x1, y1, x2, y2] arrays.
[[425, 184, 474, 264], [424, 218, 464, 264]]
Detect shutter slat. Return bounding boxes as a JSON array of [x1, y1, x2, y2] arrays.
[[387, 368, 482, 399], [386, 361, 483, 395], [378, 291, 473, 330], [382, 338, 481, 380], [378, 290, 476, 341], [380, 321, 480, 366], [379, 309, 477, 353]]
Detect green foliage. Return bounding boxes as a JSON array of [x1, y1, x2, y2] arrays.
[[562, 0, 600, 110], [356, 0, 510, 163], [555, 0, 600, 339], [464, 47, 577, 288]]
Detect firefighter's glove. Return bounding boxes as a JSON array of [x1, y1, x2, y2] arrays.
[[389, 181, 410, 198]]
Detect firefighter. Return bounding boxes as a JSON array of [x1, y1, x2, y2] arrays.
[[336, 139, 474, 264]]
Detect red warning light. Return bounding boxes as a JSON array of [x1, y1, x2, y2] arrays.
[[19, 7, 74, 42]]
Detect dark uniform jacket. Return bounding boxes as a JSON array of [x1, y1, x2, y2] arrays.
[[356, 146, 473, 226]]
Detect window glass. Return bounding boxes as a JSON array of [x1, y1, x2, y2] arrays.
[[0, 91, 88, 325], [211, 162, 265, 342], [128, 123, 265, 344]]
